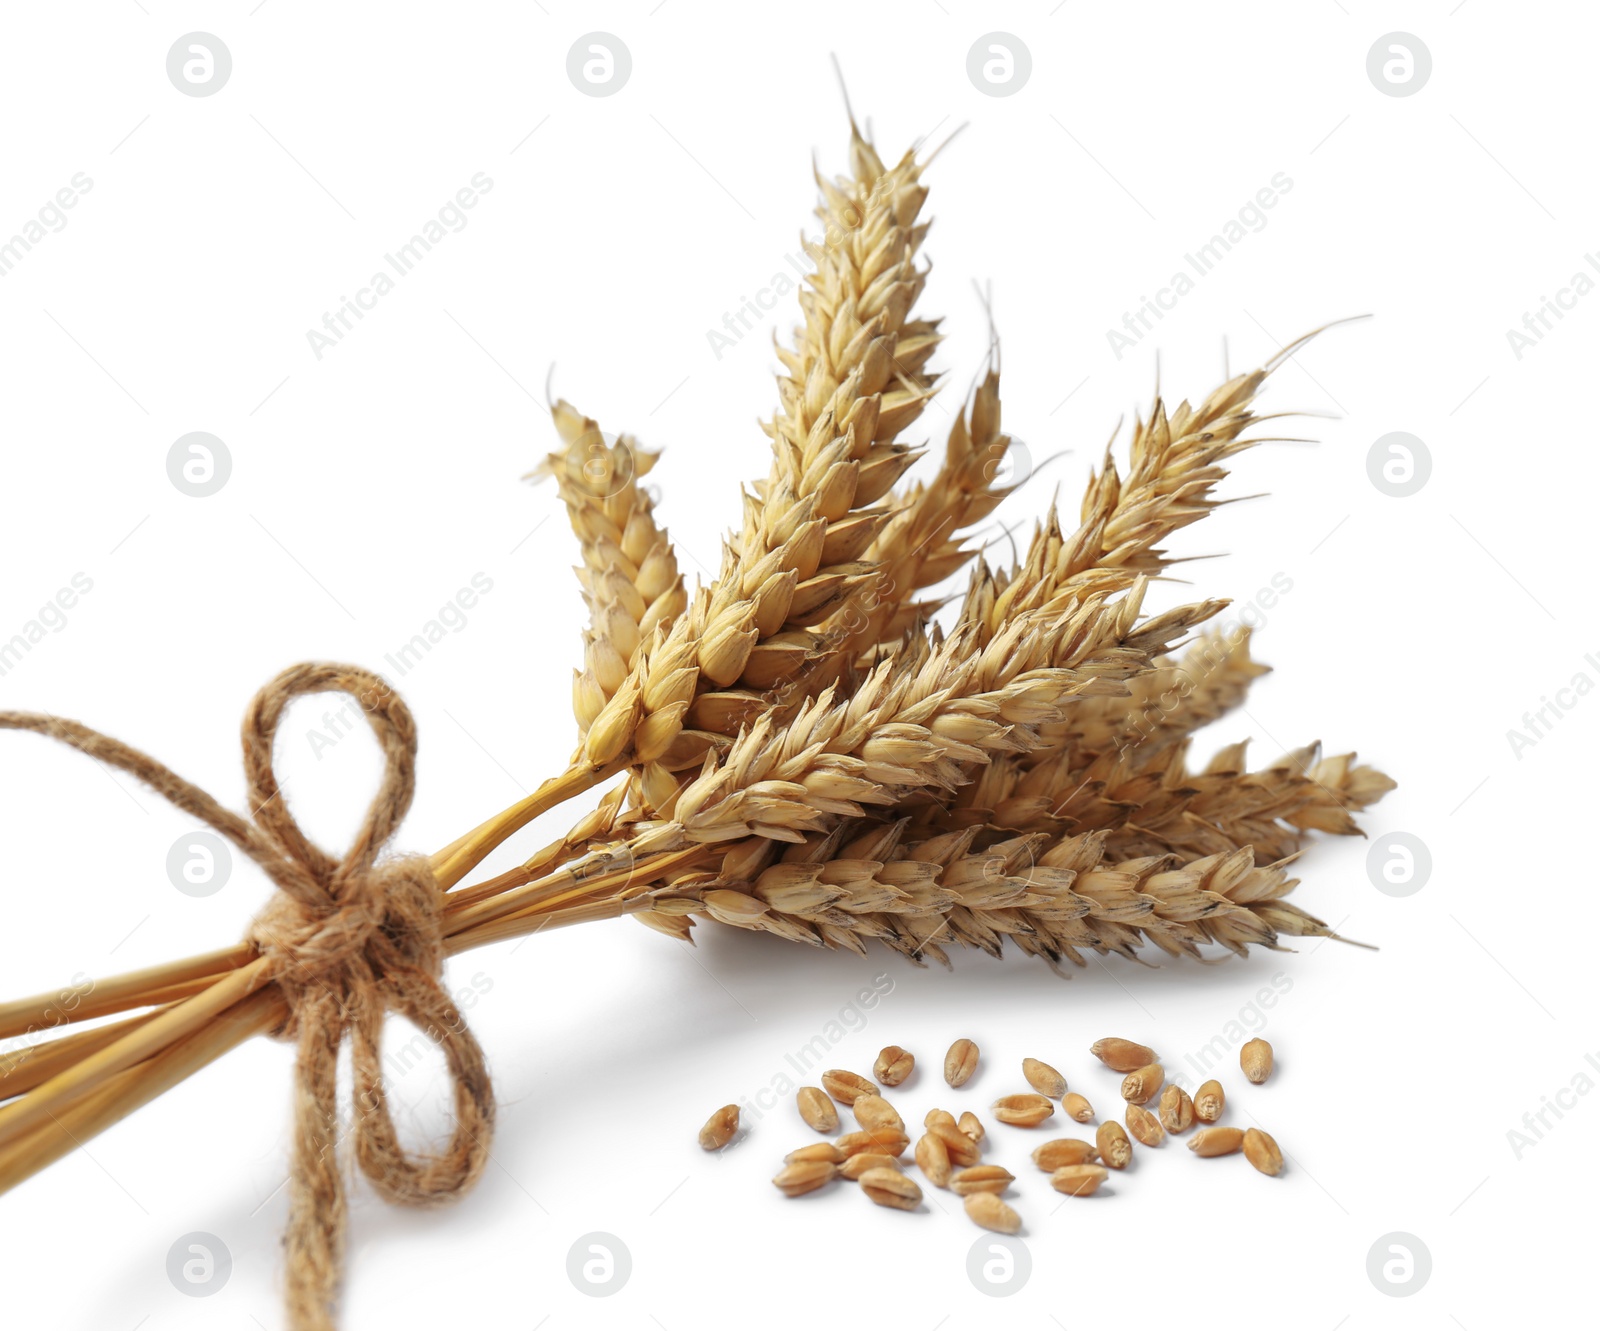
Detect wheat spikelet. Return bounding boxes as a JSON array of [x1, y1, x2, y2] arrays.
[[583, 613, 701, 767], [537, 400, 687, 740]]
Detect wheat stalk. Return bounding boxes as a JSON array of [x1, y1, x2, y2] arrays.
[[0, 114, 1394, 1330]]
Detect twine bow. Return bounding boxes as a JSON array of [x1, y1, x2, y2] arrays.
[[0, 663, 494, 1330]]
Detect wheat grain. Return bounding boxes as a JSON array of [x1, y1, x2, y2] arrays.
[[1120, 1064, 1164, 1105], [1243, 1127, 1283, 1176], [698, 1104, 740, 1151], [1021, 1057, 1067, 1099], [835, 1127, 910, 1158], [852, 1094, 904, 1134], [1031, 1138, 1099, 1171], [1050, 1164, 1109, 1196], [1062, 1093, 1095, 1124], [821, 1068, 879, 1104], [859, 1165, 922, 1210], [914, 1131, 951, 1187], [963, 1192, 1021, 1234], [874, 1045, 914, 1087], [934, 1130, 981, 1168], [1158, 1084, 1195, 1133], [774, 1159, 837, 1196], [944, 1039, 979, 1087], [1195, 1080, 1225, 1123], [1125, 1103, 1164, 1147], [1241, 1038, 1274, 1084], [1096, 1121, 1132, 1169], [950, 1164, 1014, 1196], [1188, 1126, 1245, 1157], [784, 1142, 844, 1164], [840, 1151, 902, 1180], [797, 1085, 839, 1133], [992, 1093, 1054, 1127]]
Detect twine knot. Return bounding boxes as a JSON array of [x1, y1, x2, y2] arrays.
[[229, 664, 496, 1330], [247, 856, 443, 1026], [0, 661, 495, 1331]]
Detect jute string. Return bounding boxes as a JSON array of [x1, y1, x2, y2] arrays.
[[0, 662, 494, 1330]]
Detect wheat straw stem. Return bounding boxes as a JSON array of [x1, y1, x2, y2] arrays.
[[0, 1008, 167, 1100], [430, 756, 626, 888], [442, 843, 702, 940], [0, 986, 285, 1196], [0, 943, 253, 1041], [0, 956, 273, 1152]]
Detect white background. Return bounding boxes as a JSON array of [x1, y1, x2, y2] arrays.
[[0, 3, 1592, 1328]]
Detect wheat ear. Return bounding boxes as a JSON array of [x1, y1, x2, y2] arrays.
[[685, 127, 939, 721], [538, 400, 686, 741], [570, 126, 941, 779], [783, 364, 1017, 709], [639, 817, 1363, 970], [857, 366, 1014, 650], [958, 364, 1295, 645]]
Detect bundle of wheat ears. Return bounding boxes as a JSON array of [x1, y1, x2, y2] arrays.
[[0, 117, 1391, 1329]]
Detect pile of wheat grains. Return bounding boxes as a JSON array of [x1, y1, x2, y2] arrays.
[[700, 1035, 1283, 1231]]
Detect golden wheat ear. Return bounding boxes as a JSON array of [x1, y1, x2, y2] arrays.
[[837, 363, 1018, 659], [537, 399, 687, 741], [679, 124, 939, 715], [664, 815, 1367, 970], [958, 317, 1370, 664], [956, 363, 1273, 650]]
